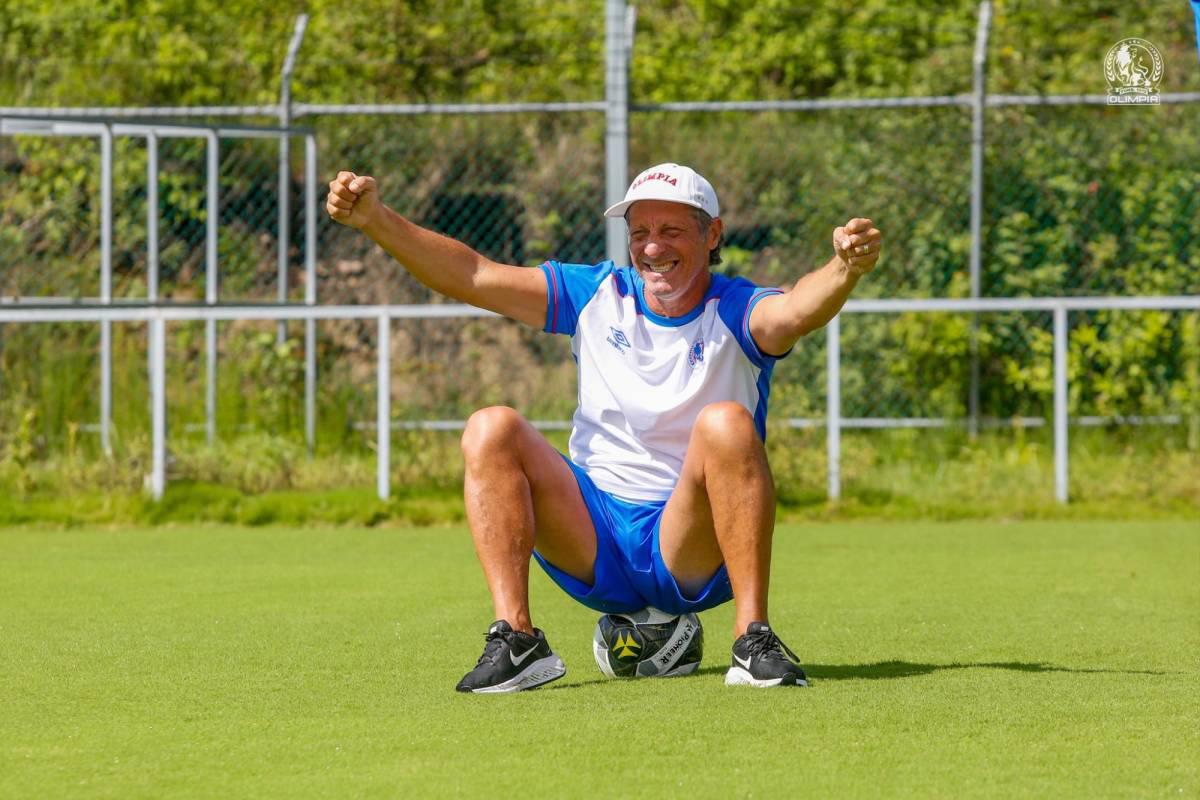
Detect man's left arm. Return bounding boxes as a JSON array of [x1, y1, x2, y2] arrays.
[[749, 218, 882, 356]]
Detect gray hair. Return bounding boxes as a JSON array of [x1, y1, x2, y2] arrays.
[[689, 207, 724, 266]]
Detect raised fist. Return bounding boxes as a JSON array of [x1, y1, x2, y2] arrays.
[[326, 171, 381, 231], [833, 218, 881, 276]]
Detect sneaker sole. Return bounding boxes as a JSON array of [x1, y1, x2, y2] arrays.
[[466, 655, 567, 694], [724, 666, 809, 688]]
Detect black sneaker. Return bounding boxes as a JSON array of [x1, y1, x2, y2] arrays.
[[455, 620, 566, 694], [724, 621, 809, 687]]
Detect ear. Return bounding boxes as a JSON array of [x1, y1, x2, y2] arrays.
[[708, 217, 724, 249]]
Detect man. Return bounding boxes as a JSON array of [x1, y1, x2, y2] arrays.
[[326, 162, 880, 693]]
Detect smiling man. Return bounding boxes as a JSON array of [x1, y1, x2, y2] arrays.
[[326, 162, 880, 693]]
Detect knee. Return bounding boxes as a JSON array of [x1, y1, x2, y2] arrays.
[[694, 401, 759, 452], [461, 406, 524, 465]]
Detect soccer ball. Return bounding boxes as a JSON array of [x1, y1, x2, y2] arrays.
[[592, 607, 704, 678]]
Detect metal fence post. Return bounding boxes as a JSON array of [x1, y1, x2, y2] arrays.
[[377, 312, 390, 501], [304, 133, 318, 455], [146, 132, 159, 302], [277, 131, 290, 346], [150, 313, 167, 499], [1053, 305, 1069, 503], [968, 0, 992, 439], [205, 130, 219, 445], [827, 315, 842, 501], [146, 132, 159, 428], [100, 125, 113, 455], [604, 0, 631, 265], [278, 14, 309, 345]]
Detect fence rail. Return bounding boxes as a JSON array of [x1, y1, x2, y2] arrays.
[[6, 92, 1200, 120], [1, 117, 320, 453], [3, 296, 1196, 504]]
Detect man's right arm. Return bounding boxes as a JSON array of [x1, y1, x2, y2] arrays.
[[326, 171, 547, 329]]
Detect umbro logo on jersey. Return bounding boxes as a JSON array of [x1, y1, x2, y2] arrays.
[[607, 327, 631, 354]]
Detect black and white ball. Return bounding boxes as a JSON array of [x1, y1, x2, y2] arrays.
[[592, 607, 704, 678]]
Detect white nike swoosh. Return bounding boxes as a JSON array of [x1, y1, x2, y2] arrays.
[[510, 643, 540, 667], [733, 653, 752, 670]]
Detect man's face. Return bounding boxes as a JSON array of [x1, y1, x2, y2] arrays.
[[626, 200, 722, 315]]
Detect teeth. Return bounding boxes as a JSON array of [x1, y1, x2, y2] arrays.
[[646, 262, 676, 273]]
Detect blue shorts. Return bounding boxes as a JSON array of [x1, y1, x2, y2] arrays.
[[531, 456, 733, 616]]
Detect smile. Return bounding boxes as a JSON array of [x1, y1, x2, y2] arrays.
[[643, 260, 678, 274]]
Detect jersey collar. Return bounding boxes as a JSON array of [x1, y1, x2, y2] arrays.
[[629, 269, 722, 328]]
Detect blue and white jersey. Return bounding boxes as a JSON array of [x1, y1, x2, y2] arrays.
[[540, 260, 788, 502]]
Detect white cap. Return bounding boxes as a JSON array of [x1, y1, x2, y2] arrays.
[[604, 162, 720, 219]]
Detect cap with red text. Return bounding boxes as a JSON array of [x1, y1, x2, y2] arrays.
[[604, 163, 720, 219]]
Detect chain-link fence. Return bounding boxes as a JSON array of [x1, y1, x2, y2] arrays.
[[300, 100, 1196, 448], [2, 103, 1197, 438], [1, 2, 1198, 507], [0, 131, 302, 303], [5, 104, 1194, 303]]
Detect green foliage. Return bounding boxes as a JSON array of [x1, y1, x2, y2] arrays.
[[0, 407, 39, 496], [225, 332, 306, 433], [634, 0, 981, 101], [1, 1, 1197, 506], [0, 0, 305, 106], [3, 1, 1196, 108], [883, 308, 975, 418]]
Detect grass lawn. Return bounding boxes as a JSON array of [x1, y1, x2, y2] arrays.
[[1, 521, 1196, 798]]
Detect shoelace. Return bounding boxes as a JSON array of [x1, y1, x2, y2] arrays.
[[743, 629, 800, 664], [475, 630, 510, 666]]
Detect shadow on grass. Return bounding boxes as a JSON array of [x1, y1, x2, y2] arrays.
[[543, 659, 1176, 691], [686, 660, 1173, 681], [543, 660, 1173, 691]]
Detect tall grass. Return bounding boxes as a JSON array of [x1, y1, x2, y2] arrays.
[[1, 423, 1195, 526], [2, 319, 1195, 525]]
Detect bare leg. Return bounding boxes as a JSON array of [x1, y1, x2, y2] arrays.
[[658, 401, 776, 638], [460, 406, 596, 634]]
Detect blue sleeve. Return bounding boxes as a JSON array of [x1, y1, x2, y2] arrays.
[[539, 261, 616, 336], [1193, 2, 1200, 65], [716, 279, 791, 369]]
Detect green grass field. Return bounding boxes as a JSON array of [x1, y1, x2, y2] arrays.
[[1, 520, 1196, 798]]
